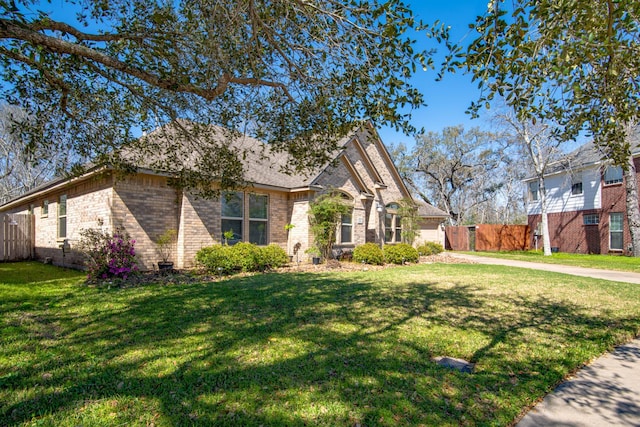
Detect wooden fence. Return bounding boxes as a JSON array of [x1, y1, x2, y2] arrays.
[[1, 214, 34, 261], [446, 224, 530, 251]]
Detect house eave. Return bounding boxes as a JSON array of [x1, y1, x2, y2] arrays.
[[0, 165, 110, 211]]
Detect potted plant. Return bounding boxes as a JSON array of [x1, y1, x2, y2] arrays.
[[223, 230, 235, 246], [155, 228, 177, 271], [305, 246, 322, 265]]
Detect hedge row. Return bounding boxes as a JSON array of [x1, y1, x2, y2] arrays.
[[196, 242, 288, 274], [352, 242, 439, 265]]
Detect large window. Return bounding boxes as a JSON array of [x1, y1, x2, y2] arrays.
[[604, 166, 623, 185], [57, 195, 67, 239], [384, 202, 402, 243], [221, 191, 243, 245], [249, 194, 268, 245], [610, 212, 624, 251]]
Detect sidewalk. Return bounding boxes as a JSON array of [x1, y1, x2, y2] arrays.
[[516, 338, 640, 427], [448, 253, 640, 284], [448, 253, 640, 426]]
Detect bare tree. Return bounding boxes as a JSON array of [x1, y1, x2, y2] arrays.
[[495, 112, 565, 256], [392, 126, 511, 225], [0, 104, 66, 204]]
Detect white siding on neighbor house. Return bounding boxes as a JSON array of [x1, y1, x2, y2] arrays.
[[527, 167, 601, 215]]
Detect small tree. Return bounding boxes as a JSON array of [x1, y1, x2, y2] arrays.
[[308, 193, 351, 261], [155, 229, 177, 263], [398, 198, 420, 245]]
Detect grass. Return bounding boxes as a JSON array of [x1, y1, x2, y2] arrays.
[[461, 250, 640, 272], [2, 261, 640, 426]]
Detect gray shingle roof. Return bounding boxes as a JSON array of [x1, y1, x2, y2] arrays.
[[125, 121, 348, 189], [415, 200, 449, 218], [543, 129, 640, 176]]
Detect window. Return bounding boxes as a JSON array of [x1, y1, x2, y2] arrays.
[[604, 166, 623, 185], [221, 191, 243, 244], [249, 194, 268, 245], [57, 195, 67, 239], [340, 211, 353, 243], [384, 202, 402, 243], [571, 180, 583, 195], [583, 214, 599, 225], [41, 200, 49, 217], [610, 212, 624, 251], [529, 182, 539, 201], [336, 193, 353, 244]]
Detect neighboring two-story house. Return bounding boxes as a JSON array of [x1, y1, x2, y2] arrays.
[[524, 142, 638, 254], [0, 121, 448, 268]]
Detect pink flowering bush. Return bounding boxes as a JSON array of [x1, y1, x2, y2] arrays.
[[77, 224, 139, 284]]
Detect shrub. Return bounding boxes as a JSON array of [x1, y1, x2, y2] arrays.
[[76, 226, 139, 283], [196, 243, 288, 274], [417, 241, 445, 256], [353, 243, 384, 265], [384, 243, 419, 264], [231, 242, 262, 272], [259, 244, 289, 270], [195, 244, 235, 274]]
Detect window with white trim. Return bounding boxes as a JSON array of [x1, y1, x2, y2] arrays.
[[57, 195, 67, 239], [221, 191, 243, 245], [610, 212, 623, 251], [583, 214, 599, 225], [384, 202, 402, 243], [340, 211, 353, 244], [604, 166, 623, 185], [249, 194, 268, 245], [336, 193, 353, 244]]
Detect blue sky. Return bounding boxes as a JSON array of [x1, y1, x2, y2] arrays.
[[377, 1, 492, 148]]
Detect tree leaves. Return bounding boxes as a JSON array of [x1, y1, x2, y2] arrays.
[[455, 0, 640, 163], [0, 0, 446, 196]]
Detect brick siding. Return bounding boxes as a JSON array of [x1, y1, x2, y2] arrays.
[[528, 158, 639, 254]]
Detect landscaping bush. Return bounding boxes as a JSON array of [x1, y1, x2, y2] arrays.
[[353, 243, 384, 265], [76, 226, 139, 283], [195, 244, 235, 274], [417, 241, 445, 256], [384, 243, 419, 264], [259, 244, 289, 270], [231, 242, 262, 272], [196, 243, 288, 274]]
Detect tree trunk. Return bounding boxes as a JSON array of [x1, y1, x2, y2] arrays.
[[624, 154, 640, 256], [539, 176, 552, 256]]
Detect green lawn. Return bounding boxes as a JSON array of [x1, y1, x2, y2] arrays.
[[2, 261, 640, 426], [462, 250, 640, 273]]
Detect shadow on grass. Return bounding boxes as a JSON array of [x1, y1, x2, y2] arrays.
[[2, 267, 640, 426]]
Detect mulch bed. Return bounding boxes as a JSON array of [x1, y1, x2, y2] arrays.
[[89, 253, 476, 287]]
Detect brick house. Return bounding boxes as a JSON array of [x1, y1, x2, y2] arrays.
[[0, 122, 448, 269], [524, 142, 639, 254]]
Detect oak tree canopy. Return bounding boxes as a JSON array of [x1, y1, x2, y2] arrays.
[[0, 0, 443, 196]]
